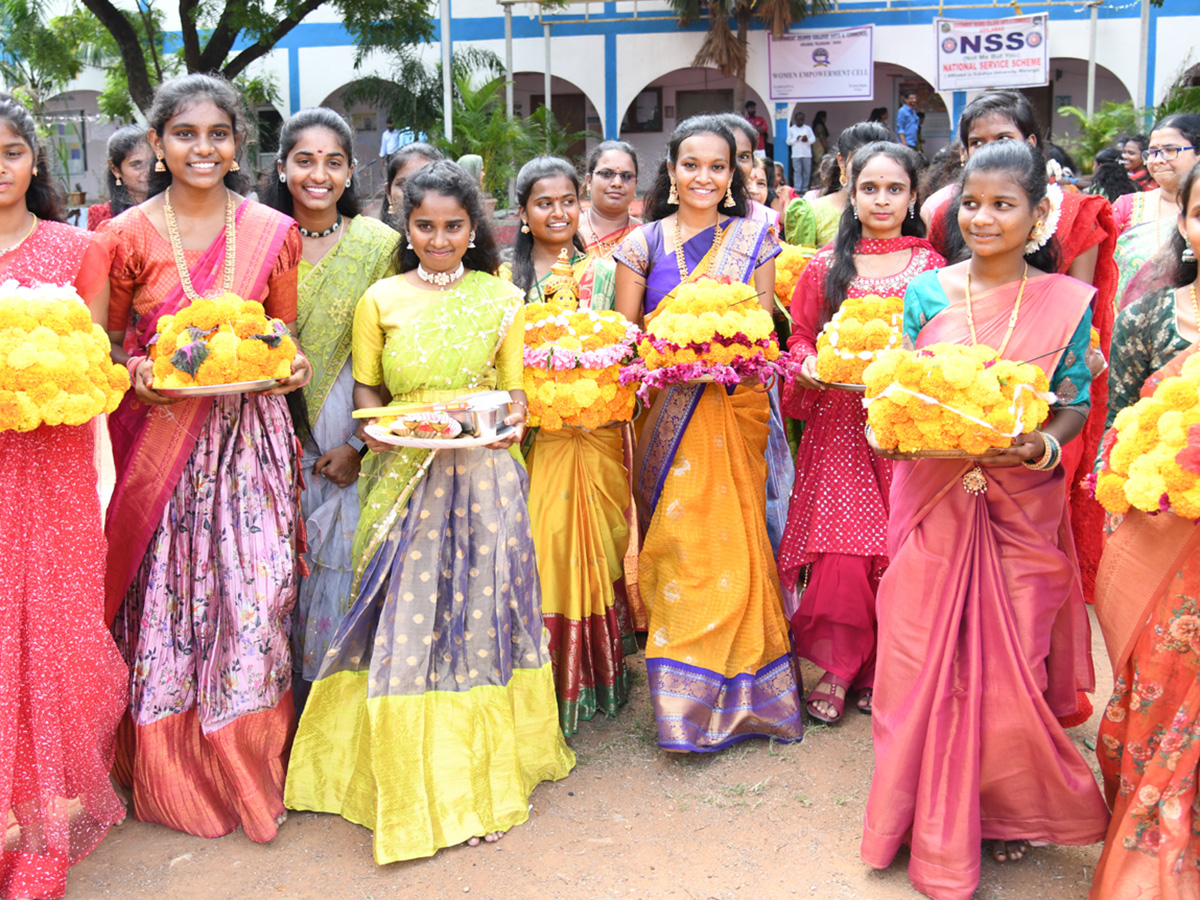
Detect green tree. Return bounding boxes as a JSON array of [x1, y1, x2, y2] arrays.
[[1056, 100, 1142, 173], [666, 0, 827, 113], [55, 0, 435, 115], [432, 74, 529, 198], [0, 0, 86, 116]]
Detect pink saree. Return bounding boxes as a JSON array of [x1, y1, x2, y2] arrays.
[[861, 273, 1110, 900]]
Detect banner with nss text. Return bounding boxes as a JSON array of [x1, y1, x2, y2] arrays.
[[934, 15, 1049, 92]]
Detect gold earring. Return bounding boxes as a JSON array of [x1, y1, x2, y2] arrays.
[[31, 166, 37, 176], [667, 177, 679, 205], [387, 199, 395, 214], [723, 184, 736, 208], [230, 160, 240, 172], [115, 175, 123, 186], [154, 156, 165, 173], [520, 223, 531, 234]]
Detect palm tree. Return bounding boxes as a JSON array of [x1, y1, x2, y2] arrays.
[[668, 0, 827, 113]]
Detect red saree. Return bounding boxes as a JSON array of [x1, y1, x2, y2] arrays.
[[861, 273, 1110, 900], [100, 202, 302, 844], [1091, 344, 1200, 900]]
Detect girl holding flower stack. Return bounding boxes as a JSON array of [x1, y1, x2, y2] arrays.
[[0, 93, 128, 900], [861, 140, 1109, 900], [780, 141, 944, 723], [1089, 159, 1200, 900], [614, 115, 803, 753], [100, 73, 309, 844], [259, 108, 400, 710], [285, 160, 573, 860], [509, 156, 633, 736]]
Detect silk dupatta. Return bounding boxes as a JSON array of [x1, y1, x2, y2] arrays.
[[1095, 342, 1200, 678], [104, 202, 294, 625], [633, 218, 770, 533]]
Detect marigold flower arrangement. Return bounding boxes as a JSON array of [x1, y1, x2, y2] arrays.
[[1094, 353, 1200, 519], [0, 282, 130, 432], [523, 301, 640, 430], [620, 276, 783, 399], [151, 293, 297, 388], [815, 294, 905, 384], [774, 242, 815, 309], [863, 343, 1052, 455]]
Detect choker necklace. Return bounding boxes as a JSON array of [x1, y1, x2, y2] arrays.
[[417, 262, 465, 289], [165, 186, 236, 302], [298, 214, 342, 239]]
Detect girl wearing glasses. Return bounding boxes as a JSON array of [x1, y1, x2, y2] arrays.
[[578, 141, 641, 259], [507, 156, 634, 737], [1112, 114, 1200, 309]]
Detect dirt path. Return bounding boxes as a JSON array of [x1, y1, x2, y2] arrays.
[[72, 614, 1111, 900]]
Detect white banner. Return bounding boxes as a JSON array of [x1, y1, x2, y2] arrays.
[[934, 15, 1049, 93], [767, 25, 874, 103]]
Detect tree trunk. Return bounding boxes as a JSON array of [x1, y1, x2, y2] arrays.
[[734, 9, 750, 113], [78, 0, 156, 114]]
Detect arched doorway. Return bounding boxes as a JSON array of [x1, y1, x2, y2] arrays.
[[617, 67, 771, 190], [1034, 58, 1132, 142], [320, 83, 389, 193], [512, 72, 600, 166]]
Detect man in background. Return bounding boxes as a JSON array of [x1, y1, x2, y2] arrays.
[[744, 100, 770, 156], [380, 118, 402, 160], [896, 92, 919, 149]]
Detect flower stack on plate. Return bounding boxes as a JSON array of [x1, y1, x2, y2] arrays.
[[151, 293, 296, 389], [862, 343, 1052, 455], [815, 294, 904, 386], [621, 275, 783, 399], [523, 255, 640, 430], [1094, 353, 1200, 518], [773, 242, 815, 312], [0, 282, 129, 432]]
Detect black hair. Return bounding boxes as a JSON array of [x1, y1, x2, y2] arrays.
[[918, 145, 963, 200], [1165, 160, 1200, 289], [511, 156, 585, 295], [814, 152, 839, 196], [1151, 113, 1200, 150], [381, 142, 444, 231], [942, 140, 1059, 273], [643, 114, 749, 222], [957, 89, 1041, 148], [257, 107, 361, 220], [395, 159, 499, 276], [717, 112, 759, 155], [824, 142, 925, 312], [146, 73, 251, 196], [790, 106, 806, 126], [868, 107, 888, 123], [1043, 141, 1078, 177], [1088, 148, 1139, 203], [105, 125, 150, 217], [0, 93, 64, 221], [586, 140, 638, 176], [836, 121, 893, 162], [813, 110, 827, 128], [1120, 132, 1148, 154]]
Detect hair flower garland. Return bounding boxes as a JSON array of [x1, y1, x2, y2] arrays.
[[862, 343, 1053, 455], [151, 293, 297, 387], [523, 299, 640, 430], [620, 276, 784, 401], [1093, 354, 1200, 519], [815, 294, 904, 384], [0, 280, 130, 432], [1026, 182, 1064, 255]]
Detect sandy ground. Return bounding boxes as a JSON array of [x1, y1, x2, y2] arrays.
[[70, 609, 1112, 900]]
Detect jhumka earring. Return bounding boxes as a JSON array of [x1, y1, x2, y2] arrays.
[[278, 172, 286, 183], [1184, 245, 1197, 263], [520, 223, 531, 234], [468, 230, 477, 249], [115, 175, 123, 186], [667, 178, 679, 205], [230, 160, 241, 172], [851, 203, 859, 220], [908, 199, 916, 218], [723, 184, 736, 208], [154, 156, 166, 173]]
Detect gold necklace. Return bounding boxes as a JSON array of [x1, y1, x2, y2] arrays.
[[1188, 283, 1200, 334], [965, 262, 1027, 359], [587, 208, 629, 258], [674, 214, 724, 280], [164, 187, 237, 301], [0, 213, 38, 256]]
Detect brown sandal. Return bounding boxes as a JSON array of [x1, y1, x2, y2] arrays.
[[806, 673, 850, 724]]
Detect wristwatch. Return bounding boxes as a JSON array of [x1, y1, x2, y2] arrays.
[[347, 434, 368, 457]]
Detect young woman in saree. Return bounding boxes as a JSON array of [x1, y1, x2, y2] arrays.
[[259, 108, 401, 710], [720, 114, 779, 235], [285, 160, 573, 861], [508, 156, 632, 736], [780, 141, 945, 723], [100, 74, 308, 844], [1111, 114, 1200, 310], [578, 141, 641, 259], [86, 125, 151, 232], [0, 93, 128, 900], [933, 89, 1118, 616], [1090, 161, 1200, 900], [613, 115, 803, 753], [861, 141, 1109, 900], [783, 121, 891, 250]]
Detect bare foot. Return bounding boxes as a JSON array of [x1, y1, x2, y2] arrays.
[[856, 689, 873, 714], [275, 811, 288, 828], [990, 839, 1029, 862], [466, 831, 504, 847]]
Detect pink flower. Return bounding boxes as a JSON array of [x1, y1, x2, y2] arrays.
[[1128, 740, 1153, 762], [1141, 827, 1163, 851], [1158, 732, 1183, 755]]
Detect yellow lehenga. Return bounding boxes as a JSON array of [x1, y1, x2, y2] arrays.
[[284, 271, 574, 863]]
